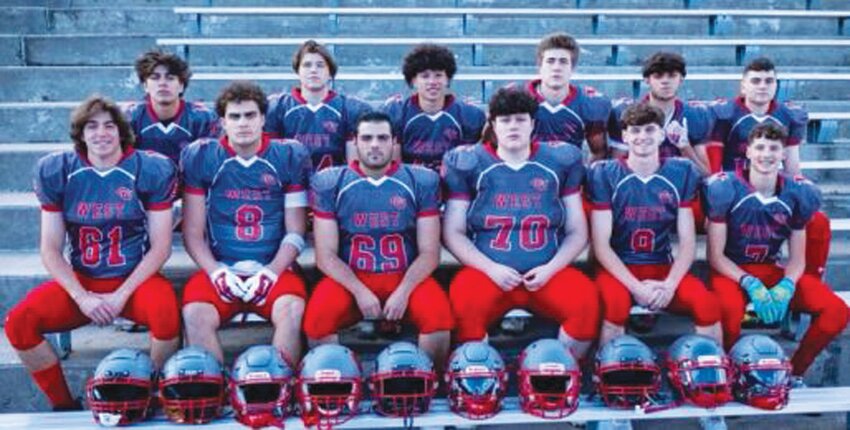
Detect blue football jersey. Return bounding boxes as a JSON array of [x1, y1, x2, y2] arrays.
[[442, 141, 585, 273], [310, 162, 440, 274], [587, 158, 700, 265], [124, 97, 219, 165], [265, 88, 372, 172], [707, 97, 808, 171], [526, 80, 611, 149], [382, 93, 485, 172], [34, 149, 177, 278], [608, 97, 712, 158], [181, 134, 311, 266], [703, 170, 820, 265]]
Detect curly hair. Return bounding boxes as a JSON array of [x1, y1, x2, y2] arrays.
[[748, 122, 788, 146], [69, 95, 135, 155], [134, 49, 191, 91], [215, 81, 268, 117], [292, 39, 338, 78], [402, 43, 457, 85], [488, 86, 538, 120], [642, 51, 687, 78]]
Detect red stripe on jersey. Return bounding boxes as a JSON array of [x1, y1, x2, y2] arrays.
[[679, 200, 694, 208], [313, 211, 335, 219], [591, 202, 611, 210], [418, 209, 440, 218], [708, 216, 727, 223], [447, 192, 470, 200], [285, 184, 305, 192], [561, 186, 580, 197], [41, 204, 61, 212], [184, 186, 206, 195], [145, 201, 173, 211]]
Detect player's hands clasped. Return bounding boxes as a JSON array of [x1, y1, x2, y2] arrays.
[[523, 263, 557, 291], [209, 265, 247, 303], [646, 279, 676, 311], [76, 293, 116, 326], [770, 277, 796, 322], [741, 274, 778, 324], [383, 288, 410, 321], [243, 267, 278, 306], [487, 264, 523, 292], [355, 289, 382, 320]]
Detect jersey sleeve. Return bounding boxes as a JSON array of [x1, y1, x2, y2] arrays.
[[283, 140, 312, 208], [678, 159, 701, 207], [380, 95, 406, 140], [702, 172, 737, 223], [460, 103, 486, 144], [440, 145, 478, 201], [790, 176, 821, 229], [343, 96, 373, 141], [33, 152, 69, 212], [193, 103, 221, 139], [550, 142, 585, 196], [586, 160, 614, 209], [412, 166, 441, 217], [309, 168, 342, 219], [684, 102, 713, 145], [583, 89, 612, 138], [180, 139, 214, 195], [706, 99, 733, 144], [263, 92, 287, 138], [137, 152, 178, 210], [785, 104, 809, 147], [606, 98, 629, 152]]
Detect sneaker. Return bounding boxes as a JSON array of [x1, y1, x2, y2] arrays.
[[698, 416, 727, 430]]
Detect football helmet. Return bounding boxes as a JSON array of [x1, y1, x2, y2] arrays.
[[666, 334, 733, 408], [594, 335, 661, 409], [230, 345, 295, 428], [517, 339, 581, 419], [369, 341, 437, 418], [86, 348, 154, 426], [159, 346, 226, 424], [297, 344, 362, 428], [445, 341, 508, 420], [729, 334, 793, 410]]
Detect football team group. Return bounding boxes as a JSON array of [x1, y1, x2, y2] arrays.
[[4, 32, 848, 428]]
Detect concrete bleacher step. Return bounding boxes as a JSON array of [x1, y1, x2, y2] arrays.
[[0, 7, 196, 36]]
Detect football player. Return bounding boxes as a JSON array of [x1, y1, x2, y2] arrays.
[[443, 87, 599, 359], [124, 49, 219, 165], [181, 81, 311, 364], [382, 43, 485, 172], [303, 111, 452, 368], [527, 32, 611, 162], [700, 57, 830, 279], [705, 122, 848, 377], [5, 96, 181, 410], [589, 103, 722, 347], [265, 40, 372, 172]]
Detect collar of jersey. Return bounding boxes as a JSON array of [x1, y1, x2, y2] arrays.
[[291, 86, 337, 106], [350, 160, 400, 180], [221, 133, 272, 160], [483, 140, 540, 166], [411, 93, 455, 111], [145, 95, 185, 124], [528, 79, 578, 106], [735, 96, 778, 116], [737, 167, 785, 199]]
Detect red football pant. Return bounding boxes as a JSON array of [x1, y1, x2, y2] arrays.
[[5, 273, 180, 350], [710, 264, 848, 375], [806, 211, 831, 279], [450, 266, 600, 343], [302, 272, 454, 340], [597, 264, 721, 327], [182, 269, 306, 322]]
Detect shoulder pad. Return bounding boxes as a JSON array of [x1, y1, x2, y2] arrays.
[[311, 166, 345, 193], [444, 144, 480, 172]]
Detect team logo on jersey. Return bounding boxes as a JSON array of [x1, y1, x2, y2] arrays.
[[442, 128, 459, 141], [261, 173, 277, 187], [658, 190, 674, 204], [115, 187, 134, 201], [772, 212, 788, 225], [322, 120, 339, 133], [530, 177, 548, 192], [390, 195, 407, 210]]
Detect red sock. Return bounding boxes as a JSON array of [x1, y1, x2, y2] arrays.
[[31, 363, 75, 408]]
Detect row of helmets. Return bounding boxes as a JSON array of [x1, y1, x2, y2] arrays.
[[85, 333, 792, 428]]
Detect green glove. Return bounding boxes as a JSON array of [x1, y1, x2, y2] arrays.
[[770, 277, 796, 322], [740, 274, 777, 324]]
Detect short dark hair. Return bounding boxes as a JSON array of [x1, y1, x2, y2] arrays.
[[620, 104, 665, 128], [402, 44, 457, 86], [355, 111, 393, 137], [134, 49, 191, 91], [536, 32, 580, 66], [488, 87, 538, 120], [215, 81, 268, 117], [748, 122, 788, 146], [744, 57, 776, 75], [642, 51, 687, 78], [292, 39, 338, 78], [70, 95, 135, 155]]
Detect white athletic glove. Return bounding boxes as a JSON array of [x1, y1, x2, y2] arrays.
[[208, 265, 247, 303], [666, 117, 690, 149], [243, 267, 278, 306]]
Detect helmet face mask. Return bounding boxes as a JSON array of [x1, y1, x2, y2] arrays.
[[86, 348, 155, 426], [666, 335, 733, 408], [159, 346, 226, 424], [730, 334, 792, 410], [595, 335, 661, 410], [370, 342, 437, 418], [446, 342, 508, 420], [230, 345, 294, 428], [518, 339, 581, 419], [297, 344, 363, 428]]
